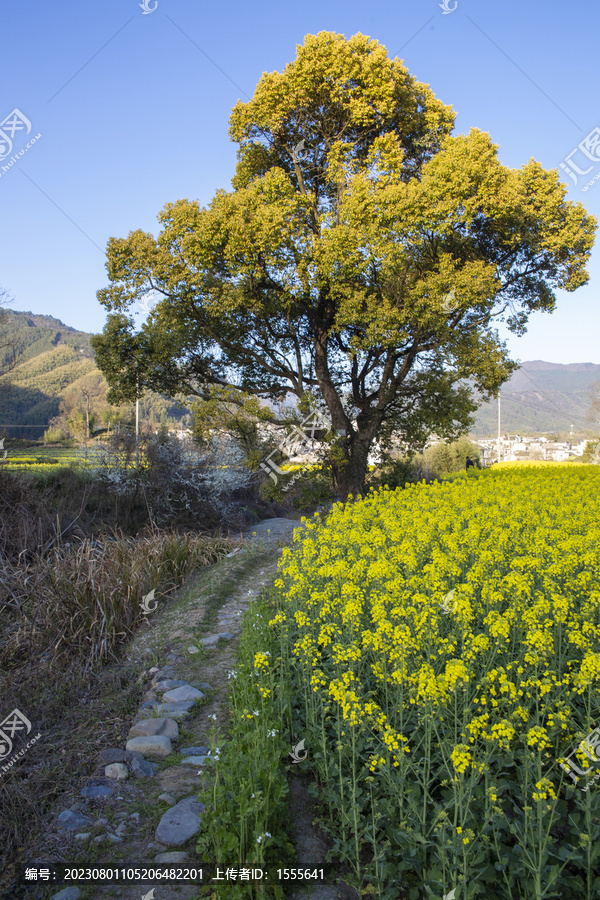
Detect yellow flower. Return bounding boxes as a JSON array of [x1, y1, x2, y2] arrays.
[[527, 726, 551, 751], [451, 744, 472, 774]]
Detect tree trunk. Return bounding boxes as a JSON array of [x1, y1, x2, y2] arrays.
[[332, 432, 373, 502]]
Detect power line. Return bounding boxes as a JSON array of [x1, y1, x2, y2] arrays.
[[515, 368, 595, 429]]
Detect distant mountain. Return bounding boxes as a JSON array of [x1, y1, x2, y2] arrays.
[[0, 310, 190, 439], [469, 361, 600, 437]]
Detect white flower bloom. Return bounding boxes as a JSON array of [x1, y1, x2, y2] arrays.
[[208, 713, 217, 720], [253, 710, 259, 716], [267, 729, 278, 737]]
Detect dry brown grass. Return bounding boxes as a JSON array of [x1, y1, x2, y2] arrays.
[[1, 527, 235, 672], [0, 521, 239, 896]]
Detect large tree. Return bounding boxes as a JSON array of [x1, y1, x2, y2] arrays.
[[92, 31, 596, 500]]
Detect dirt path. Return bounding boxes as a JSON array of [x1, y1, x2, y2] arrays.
[[33, 516, 358, 900]]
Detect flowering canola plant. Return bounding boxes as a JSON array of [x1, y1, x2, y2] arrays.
[[269, 466, 600, 899]]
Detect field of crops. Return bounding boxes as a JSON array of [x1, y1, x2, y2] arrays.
[[0, 446, 83, 473], [267, 465, 600, 899]]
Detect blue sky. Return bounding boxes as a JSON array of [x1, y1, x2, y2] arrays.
[[1, 0, 598, 364]]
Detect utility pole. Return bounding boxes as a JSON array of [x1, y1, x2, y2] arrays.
[[497, 393, 502, 463], [135, 377, 140, 469]]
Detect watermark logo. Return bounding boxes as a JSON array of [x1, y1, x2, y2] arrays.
[[0, 709, 31, 760], [139, 0, 158, 13], [141, 890, 155, 900], [560, 126, 600, 192], [0, 108, 41, 180], [591, 441, 600, 465], [559, 726, 600, 788], [135, 290, 160, 316], [0, 109, 31, 160], [140, 589, 158, 619], [290, 139, 307, 164], [439, 0, 457, 13], [443, 891, 456, 900], [441, 289, 455, 314], [440, 588, 458, 615], [0, 708, 41, 775], [259, 408, 331, 488], [0, 438, 7, 462], [290, 738, 307, 763]]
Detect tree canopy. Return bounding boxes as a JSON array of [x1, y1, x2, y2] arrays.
[[92, 31, 597, 500]]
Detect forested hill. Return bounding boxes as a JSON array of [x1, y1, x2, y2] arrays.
[[0, 310, 189, 439], [470, 361, 600, 437]]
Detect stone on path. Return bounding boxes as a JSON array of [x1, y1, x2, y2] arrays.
[[153, 679, 189, 692], [187, 646, 199, 654], [154, 851, 189, 863], [81, 779, 114, 799], [104, 763, 128, 780], [149, 700, 197, 718], [198, 635, 220, 647], [155, 795, 205, 845], [126, 735, 173, 757], [198, 632, 234, 647], [158, 792, 177, 805], [51, 888, 81, 900], [57, 810, 89, 832], [180, 755, 209, 766], [162, 685, 204, 703], [128, 717, 179, 740], [180, 746, 209, 757], [131, 756, 158, 778]]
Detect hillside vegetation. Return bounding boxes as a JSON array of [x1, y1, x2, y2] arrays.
[[0, 310, 191, 439]]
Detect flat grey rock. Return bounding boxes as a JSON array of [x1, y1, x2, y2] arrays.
[[180, 755, 209, 766], [57, 810, 89, 832], [131, 756, 158, 778], [155, 795, 205, 845], [162, 685, 204, 703], [104, 763, 128, 780], [126, 735, 173, 757], [128, 717, 179, 740], [51, 888, 81, 900], [187, 646, 199, 654], [180, 746, 209, 757], [154, 851, 189, 863], [81, 779, 113, 799], [153, 679, 189, 692], [151, 700, 197, 718], [219, 632, 234, 640], [198, 635, 220, 647]]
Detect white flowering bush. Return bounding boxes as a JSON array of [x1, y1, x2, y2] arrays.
[[80, 430, 253, 527]]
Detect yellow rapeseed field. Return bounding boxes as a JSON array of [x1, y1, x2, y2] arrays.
[[269, 466, 600, 899]]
